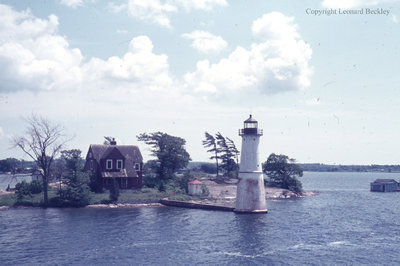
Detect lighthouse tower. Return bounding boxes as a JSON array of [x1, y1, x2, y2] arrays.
[[235, 115, 267, 213]]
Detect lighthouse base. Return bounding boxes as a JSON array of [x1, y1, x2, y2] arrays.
[[235, 175, 267, 213], [234, 208, 268, 213]]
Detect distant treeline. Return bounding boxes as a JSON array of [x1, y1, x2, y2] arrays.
[[189, 162, 400, 173], [299, 163, 400, 173], [0, 158, 36, 174]]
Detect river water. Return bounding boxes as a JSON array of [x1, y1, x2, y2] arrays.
[[1, 172, 400, 265]]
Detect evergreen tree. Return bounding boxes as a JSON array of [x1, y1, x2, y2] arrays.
[[58, 149, 91, 207], [202, 132, 220, 177], [216, 132, 239, 177], [109, 178, 120, 202]]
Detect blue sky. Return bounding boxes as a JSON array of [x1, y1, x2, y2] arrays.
[[0, 0, 399, 165]]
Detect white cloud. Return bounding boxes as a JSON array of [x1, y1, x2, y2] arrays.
[[0, 5, 175, 96], [174, 0, 227, 11], [184, 12, 313, 98], [0, 4, 83, 92], [252, 12, 299, 41], [60, 0, 84, 8], [322, 0, 400, 8], [110, 0, 177, 29], [83, 36, 174, 92], [110, 0, 228, 28], [182, 30, 227, 54], [0, 126, 5, 138]]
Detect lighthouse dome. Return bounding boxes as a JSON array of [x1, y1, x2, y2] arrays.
[[239, 115, 263, 136]]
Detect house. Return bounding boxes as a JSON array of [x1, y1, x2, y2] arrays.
[[370, 179, 399, 192], [83, 139, 143, 191]]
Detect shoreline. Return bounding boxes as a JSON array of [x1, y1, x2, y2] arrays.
[[0, 177, 318, 210]]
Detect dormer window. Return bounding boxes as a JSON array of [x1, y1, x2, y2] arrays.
[[116, 159, 123, 170], [89, 152, 93, 158], [106, 159, 113, 170]]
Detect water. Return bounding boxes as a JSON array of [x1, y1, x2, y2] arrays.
[[0, 174, 32, 189], [1, 172, 400, 265]]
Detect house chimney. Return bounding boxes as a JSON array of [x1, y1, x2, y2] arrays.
[[110, 138, 117, 145]]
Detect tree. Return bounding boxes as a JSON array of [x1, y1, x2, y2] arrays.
[[15, 180, 31, 201], [137, 132, 191, 191], [200, 163, 217, 174], [109, 178, 120, 202], [215, 132, 239, 177], [141, 160, 159, 188], [61, 149, 83, 174], [0, 158, 21, 174], [263, 153, 303, 194], [202, 132, 220, 177], [58, 149, 91, 207], [12, 115, 70, 206], [59, 171, 91, 207], [226, 137, 240, 165]]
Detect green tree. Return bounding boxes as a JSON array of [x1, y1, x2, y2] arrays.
[[141, 160, 159, 188], [137, 132, 191, 191], [0, 158, 21, 174], [12, 115, 70, 206], [263, 153, 303, 194], [15, 180, 31, 201], [200, 163, 217, 174], [202, 132, 220, 177], [61, 149, 83, 172], [216, 132, 239, 177], [58, 149, 91, 207], [29, 179, 43, 194], [109, 178, 120, 202]]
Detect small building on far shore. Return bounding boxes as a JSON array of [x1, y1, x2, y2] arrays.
[[188, 180, 203, 195], [370, 179, 399, 192]]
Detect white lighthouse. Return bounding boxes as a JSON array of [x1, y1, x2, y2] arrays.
[[235, 115, 267, 213]]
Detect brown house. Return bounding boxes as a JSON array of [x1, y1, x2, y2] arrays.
[[83, 140, 143, 191]]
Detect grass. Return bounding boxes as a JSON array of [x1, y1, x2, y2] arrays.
[[0, 187, 208, 207]]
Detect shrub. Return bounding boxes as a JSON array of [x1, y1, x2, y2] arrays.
[[200, 163, 217, 174], [109, 178, 120, 202], [30, 179, 43, 194], [202, 184, 209, 196], [15, 181, 31, 200]]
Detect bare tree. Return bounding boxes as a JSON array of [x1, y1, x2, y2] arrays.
[[12, 115, 70, 206]]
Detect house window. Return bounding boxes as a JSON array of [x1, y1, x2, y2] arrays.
[[89, 152, 92, 158], [90, 160, 93, 170], [106, 159, 113, 170], [117, 159, 123, 170], [134, 163, 140, 171]]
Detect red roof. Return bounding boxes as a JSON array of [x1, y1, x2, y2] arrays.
[[188, 180, 203, 185]]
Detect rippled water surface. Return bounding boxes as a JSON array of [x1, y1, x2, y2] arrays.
[[1, 172, 400, 265]]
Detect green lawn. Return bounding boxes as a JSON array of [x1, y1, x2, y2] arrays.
[[0, 187, 206, 207]]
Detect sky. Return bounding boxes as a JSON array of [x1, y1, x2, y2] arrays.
[[0, 0, 400, 165]]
